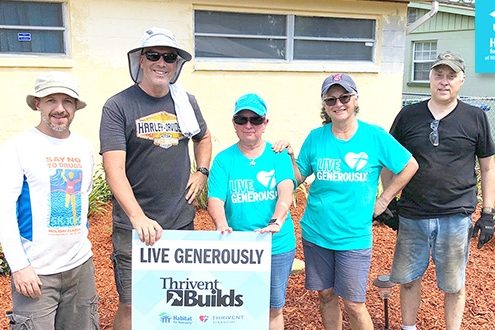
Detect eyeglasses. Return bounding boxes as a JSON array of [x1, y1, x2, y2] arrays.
[[233, 115, 265, 126], [429, 120, 440, 146], [144, 51, 178, 63], [322, 94, 353, 106]]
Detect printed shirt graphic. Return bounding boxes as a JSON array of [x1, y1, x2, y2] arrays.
[[136, 111, 184, 149], [49, 168, 83, 228], [208, 142, 296, 255], [297, 120, 412, 250]]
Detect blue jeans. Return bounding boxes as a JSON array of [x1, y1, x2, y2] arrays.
[[270, 249, 296, 309], [390, 214, 472, 293]]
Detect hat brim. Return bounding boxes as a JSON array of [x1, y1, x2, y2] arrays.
[[321, 82, 357, 97], [128, 46, 191, 84], [431, 60, 464, 73], [26, 87, 87, 110], [233, 107, 266, 117]]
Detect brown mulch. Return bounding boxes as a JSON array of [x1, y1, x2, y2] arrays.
[[1, 192, 494, 329]]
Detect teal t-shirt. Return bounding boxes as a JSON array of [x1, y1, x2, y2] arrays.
[[297, 120, 412, 250], [208, 142, 296, 255]]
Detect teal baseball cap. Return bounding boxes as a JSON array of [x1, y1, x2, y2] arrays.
[[233, 93, 267, 117]]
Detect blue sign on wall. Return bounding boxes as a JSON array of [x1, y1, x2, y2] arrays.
[[475, 2, 495, 73], [17, 32, 31, 42]]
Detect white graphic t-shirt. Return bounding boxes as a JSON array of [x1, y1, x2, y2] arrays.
[[0, 128, 94, 274]]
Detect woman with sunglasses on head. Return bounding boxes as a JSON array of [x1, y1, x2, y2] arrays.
[[207, 93, 296, 330], [273, 73, 418, 330]]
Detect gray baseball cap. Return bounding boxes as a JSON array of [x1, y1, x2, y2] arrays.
[[128, 27, 192, 84]]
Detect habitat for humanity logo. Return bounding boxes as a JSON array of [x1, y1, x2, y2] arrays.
[[159, 312, 171, 324], [158, 312, 192, 325]]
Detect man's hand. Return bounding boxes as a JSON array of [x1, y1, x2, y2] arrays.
[[12, 265, 42, 298], [373, 198, 399, 231], [472, 212, 495, 249], [132, 216, 163, 246], [186, 171, 207, 204]]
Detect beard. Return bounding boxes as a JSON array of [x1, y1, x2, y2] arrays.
[[41, 114, 69, 132]]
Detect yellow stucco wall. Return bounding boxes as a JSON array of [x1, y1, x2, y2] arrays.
[[0, 0, 408, 160]]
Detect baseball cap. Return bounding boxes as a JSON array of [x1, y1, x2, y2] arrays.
[[234, 93, 267, 117], [321, 73, 358, 97], [26, 71, 86, 111], [128, 27, 192, 84], [431, 51, 465, 73]]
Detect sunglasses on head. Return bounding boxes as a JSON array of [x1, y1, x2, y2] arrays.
[[144, 51, 178, 63], [233, 115, 265, 126], [323, 94, 353, 106]]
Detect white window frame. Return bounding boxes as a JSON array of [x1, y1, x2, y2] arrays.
[[193, 9, 379, 73], [411, 40, 437, 83], [0, 1, 72, 68]]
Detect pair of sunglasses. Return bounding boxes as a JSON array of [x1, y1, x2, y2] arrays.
[[144, 51, 178, 63], [322, 94, 353, 106], [233, 115, 265, 126]]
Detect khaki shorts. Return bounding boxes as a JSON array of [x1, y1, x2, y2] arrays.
[[6, 257, 99, 330]]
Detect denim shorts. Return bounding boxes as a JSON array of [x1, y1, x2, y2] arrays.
[[303, 239, 371, 303], [7, 257, 99, 330], [112, 223, 194, 304], [390, 214, 472, 293], [270, 249, 296, 309]]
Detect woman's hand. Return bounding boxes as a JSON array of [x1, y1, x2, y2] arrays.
[[271, 140, 293, 156]]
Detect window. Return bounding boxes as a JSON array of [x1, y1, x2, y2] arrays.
[[412, 41, 437, 82], [194, 10, 375, 62], [0, 1, 67, 54]]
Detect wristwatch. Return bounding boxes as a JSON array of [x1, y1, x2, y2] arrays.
[[197, 167, 209, 177], [268, 218, 280, 226], [482, 207, 495, 214]]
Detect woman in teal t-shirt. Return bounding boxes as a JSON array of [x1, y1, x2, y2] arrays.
[[208, 93, 296, 330], [273, 74, 418, 330]]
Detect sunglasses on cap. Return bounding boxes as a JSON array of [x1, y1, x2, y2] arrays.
[[144, 51, 178, 63], [322, 93, 354, 107], [233, 115, 265, 126]]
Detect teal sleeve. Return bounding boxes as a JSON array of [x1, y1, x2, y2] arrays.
[[378, 128, 412, 174], [297, 132, 314, 178], [207, 155, 228, 201]]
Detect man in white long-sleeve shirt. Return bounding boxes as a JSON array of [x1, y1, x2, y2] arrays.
[[0, 72, 99, 330]]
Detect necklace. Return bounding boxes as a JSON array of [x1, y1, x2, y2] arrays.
[[249, 158, 256, 166]]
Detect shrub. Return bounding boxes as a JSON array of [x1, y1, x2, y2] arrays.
[[89, 164, 112, 217], [0, 245, 10, 276]]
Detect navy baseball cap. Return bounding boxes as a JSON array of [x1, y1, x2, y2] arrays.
[[321, 73, 358, 96]]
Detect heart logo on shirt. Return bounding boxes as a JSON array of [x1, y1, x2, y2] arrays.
[[199, 315, 208, 323], [257, 170, 276, 189], [344, 152, 368, 171]]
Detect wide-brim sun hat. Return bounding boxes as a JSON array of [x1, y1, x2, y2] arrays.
[[128, 27, 192, 85], [26, 71, 86, 110]]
